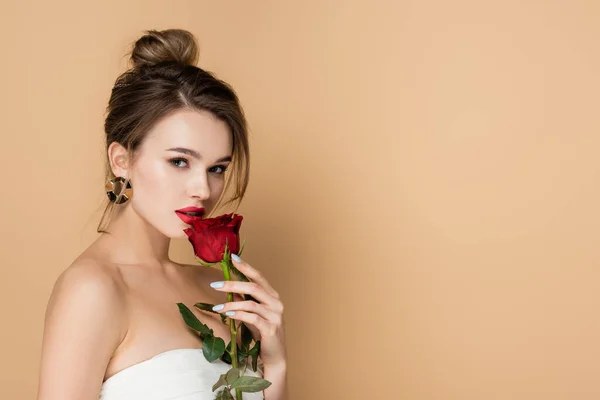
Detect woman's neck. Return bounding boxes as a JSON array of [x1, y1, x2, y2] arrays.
[[98, 204, 171, 267]]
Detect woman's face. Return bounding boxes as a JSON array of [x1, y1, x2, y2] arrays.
[[127, 109, 232, 238]]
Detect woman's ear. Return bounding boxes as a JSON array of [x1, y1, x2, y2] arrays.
[[107, 141, 130, 178]]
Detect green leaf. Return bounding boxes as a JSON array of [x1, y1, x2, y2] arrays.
[[228, 238, 248, 282], [212, 372, 228, 392], [220, 350, 232, 364], [177, 303, 213, 336], [194, 302, 218, 313], [202, 335, 226, 362], [230, 264, 250, 282], [215, 387, 234, 400], [229, 376, 272, 392], [225, 367, 240, 384], [196, 258, 219, 267], [240, 323, 253, 353], [248, 341, 259, 356], [220, 341, 233, 364], [224, 238, 230, 259], [238, 238, 246, 257], [219, 340, 243, 364], [212, 367, 240, 393], [248, 341, 261, 372]]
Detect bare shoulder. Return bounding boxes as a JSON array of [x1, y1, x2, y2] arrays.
[[48, 258, 125, 314], [44, 257, 128, 346], [38, 259, 127, 399]]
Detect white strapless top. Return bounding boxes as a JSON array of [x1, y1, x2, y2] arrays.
[[99, 348, 264, 400]]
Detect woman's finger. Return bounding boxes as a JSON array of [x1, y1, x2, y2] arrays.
[[223, 310, 272, 338], [213, 300, 280, 324], [230, 255, 280, 299], [210, 281, 279, 310]]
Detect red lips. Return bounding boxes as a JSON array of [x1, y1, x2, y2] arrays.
[[175, 206, 205, 225]]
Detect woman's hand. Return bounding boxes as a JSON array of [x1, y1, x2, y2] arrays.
[[210, 254, 287, 368]]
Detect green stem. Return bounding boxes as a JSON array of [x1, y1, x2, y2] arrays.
[[221, 256, 243, 400]]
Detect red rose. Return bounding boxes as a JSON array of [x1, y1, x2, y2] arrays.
[[183, 213, 243, 263]]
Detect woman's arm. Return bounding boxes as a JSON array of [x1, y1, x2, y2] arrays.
[[263, 362, 288, 400], [37, 262, 126, 400]]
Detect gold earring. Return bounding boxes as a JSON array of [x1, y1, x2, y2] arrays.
[[105, 177, 133, 204]]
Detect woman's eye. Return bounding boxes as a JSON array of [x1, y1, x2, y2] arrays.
[[170, 158, 228, 174], [211, 165, 229, 174], [169, 158, 188, 168]]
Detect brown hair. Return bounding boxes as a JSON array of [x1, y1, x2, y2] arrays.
[[97, 29, 250, 233]]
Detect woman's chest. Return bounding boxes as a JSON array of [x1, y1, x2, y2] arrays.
[[105, 268, 230, 379], [124, 269, 230, 342]]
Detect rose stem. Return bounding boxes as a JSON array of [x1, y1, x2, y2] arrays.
[[221, 255, 242, 400]]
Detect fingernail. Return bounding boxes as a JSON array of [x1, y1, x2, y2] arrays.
[[231, 254, 241, 262], [210, 281, 224, 288], [212, 304, 224, 311], [225, 311, 236, 316]]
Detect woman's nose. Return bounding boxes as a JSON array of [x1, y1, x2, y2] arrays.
[[188, 176, 210, 200]]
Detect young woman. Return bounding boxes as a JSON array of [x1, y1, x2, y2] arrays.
[[37, 29, 287, 400]]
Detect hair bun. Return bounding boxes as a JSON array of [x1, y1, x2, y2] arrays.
[[130, 29, 199, 69]]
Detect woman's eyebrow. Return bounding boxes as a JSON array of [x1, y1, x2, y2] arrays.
[[165, 147, 232, 162]]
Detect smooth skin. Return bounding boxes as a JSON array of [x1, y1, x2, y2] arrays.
[[219, 255, 288, 399], [36, 109, 287, 399]]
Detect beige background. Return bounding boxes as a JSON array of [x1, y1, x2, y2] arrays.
[[1, 1, 599, 399]]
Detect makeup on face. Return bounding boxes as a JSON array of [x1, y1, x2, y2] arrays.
[[175, 206, 205, 224]]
